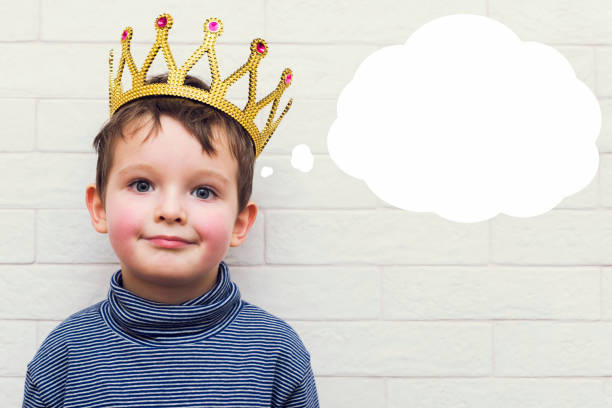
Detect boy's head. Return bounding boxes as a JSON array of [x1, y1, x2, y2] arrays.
[[95, 72, 255, 215], [85, 72, 258, 304]]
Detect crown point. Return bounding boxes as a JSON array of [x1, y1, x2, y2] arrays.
[[251, 39, 268, 56], [157, 16, 168, 28], [204, 18, 223, 34]]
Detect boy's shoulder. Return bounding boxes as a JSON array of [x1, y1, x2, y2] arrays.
[[33, 301, 104, 349], [50, 300, 105, 336], [25, 301, 105, 380], [232, 300, 312, 357]]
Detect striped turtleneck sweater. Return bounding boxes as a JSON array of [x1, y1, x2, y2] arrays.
[[22, 260, 319, 407]]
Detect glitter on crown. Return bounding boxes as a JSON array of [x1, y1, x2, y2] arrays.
[[108, 13, 293, 159]]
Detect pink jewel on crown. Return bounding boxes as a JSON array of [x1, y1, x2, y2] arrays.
[[285, 73, 292, 85], [208, 21, 219, 32], [256, 42, 266, 53], [157, 16, 167, 28], [121, 29, 127, 41]]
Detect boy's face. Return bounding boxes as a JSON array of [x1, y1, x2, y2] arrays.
[[86, 114, 257, 304]]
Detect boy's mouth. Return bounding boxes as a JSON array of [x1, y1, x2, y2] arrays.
[[146, 235, 193, 248]]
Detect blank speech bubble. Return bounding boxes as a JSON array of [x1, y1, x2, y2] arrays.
[[328, 14, 601, 223]]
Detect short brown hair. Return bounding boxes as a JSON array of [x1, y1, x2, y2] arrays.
[[92, 73, 255, 215]]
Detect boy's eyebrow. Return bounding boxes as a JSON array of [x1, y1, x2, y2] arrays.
[[117, 163, 230, 184]]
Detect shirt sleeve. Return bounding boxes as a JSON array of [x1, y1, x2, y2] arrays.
[[282, 360, 319, 408], [22, 368, 47, 408]]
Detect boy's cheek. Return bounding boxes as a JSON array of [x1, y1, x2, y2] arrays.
[[107, 205, 143, 242], [191, 209, 235, 245]]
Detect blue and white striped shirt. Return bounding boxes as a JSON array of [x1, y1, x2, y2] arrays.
[[23, 260, 319, 407]]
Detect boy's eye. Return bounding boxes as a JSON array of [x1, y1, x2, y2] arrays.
[[194, 186, 215, 200], [128, 179, 217, 200], [131, 180, 151, 193]]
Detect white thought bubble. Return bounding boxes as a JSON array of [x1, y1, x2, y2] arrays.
[[291, 144, 314, 173], [327, 14, 601, 223]]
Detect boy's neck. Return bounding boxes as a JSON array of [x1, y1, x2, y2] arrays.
[[120, 264, 220, 305]]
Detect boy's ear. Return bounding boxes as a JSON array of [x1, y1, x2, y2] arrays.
[[86, 183, 108, 234], [230, 200, 258, 247]]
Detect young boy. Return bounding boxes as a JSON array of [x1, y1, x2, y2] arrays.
[[22, 13, 318, 408]]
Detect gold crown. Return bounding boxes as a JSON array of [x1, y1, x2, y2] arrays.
[[108, 13, 293, 159]]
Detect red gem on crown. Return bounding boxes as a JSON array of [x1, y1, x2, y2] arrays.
[[285, 74, 292, 85], [256, 42, 266, 54], [208, 21, 219, 32], [157, 17, 167, 28], [121, 30, 128, 41]]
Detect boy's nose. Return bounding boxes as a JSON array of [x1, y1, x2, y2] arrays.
[[154, 201, 187, 224], [157, 213, 185, 223]]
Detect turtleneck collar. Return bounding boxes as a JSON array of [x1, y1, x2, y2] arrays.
[[102, 260, 242, 347]]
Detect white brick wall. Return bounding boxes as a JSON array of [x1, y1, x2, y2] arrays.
[[2, 0, 612, 407]]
